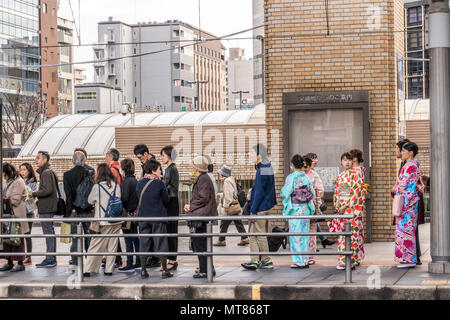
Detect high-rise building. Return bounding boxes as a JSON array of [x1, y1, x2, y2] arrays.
[[227, 48, 254, 110], [252, 0, 264, 106], [91, 18, 227, 112], [404, 0, 429, 99], [0, 0, 40, 96], [57, 16, 74, 114], [40, 0, 58, 118]]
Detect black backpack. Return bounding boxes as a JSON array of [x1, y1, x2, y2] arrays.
[[73, 170, 94, 210], [267, 226, 289, 252], [236, 182, 247, 208]]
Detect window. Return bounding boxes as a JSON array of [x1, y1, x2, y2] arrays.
[[52, 72, 56, 82], [43, 3, 47, 14], [52, 8, 55, 16], [50, 28, 55, 37], [51, 97, 55, 105], [77, 92, 97, 100], [174, 96, 181, 102]]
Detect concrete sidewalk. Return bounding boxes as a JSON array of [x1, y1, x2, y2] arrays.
[[0, 223, 449, 299]]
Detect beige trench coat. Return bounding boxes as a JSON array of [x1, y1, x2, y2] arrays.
[[6, 178, 30, 234]]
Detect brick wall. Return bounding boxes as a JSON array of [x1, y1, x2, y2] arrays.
[[265, 0, 403, 241]]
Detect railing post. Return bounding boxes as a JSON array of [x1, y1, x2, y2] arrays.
[[206, 221, 213, 283], [77, 222, 84, 283], [345, 221, 352, 284]]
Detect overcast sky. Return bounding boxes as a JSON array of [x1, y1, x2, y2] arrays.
[[58, 0, 254, 82]]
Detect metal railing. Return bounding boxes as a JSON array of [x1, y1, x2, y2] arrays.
[[0, 215, 354, 284]]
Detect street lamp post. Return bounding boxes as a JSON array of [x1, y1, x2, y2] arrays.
[[429, 0, 450, 274], [120, 102, 136, 126]]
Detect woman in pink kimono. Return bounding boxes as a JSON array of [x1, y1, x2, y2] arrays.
[[303, 157, 324, 265], [394, 142, 422, 268]]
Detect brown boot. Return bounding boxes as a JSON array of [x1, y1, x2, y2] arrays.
[[214, 240, 226, 247], [237, 238, 249, 246]]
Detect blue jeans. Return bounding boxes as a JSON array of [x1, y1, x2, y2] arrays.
[[316, 223, 327, 242], [123, 222, 140, 266]]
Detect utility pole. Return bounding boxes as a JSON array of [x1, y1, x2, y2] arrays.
[[429, 0, 450, 274], [232, 90, 250, 110], [256, 35, 265, 104]]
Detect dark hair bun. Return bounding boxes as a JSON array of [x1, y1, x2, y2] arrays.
[[402, 142, 419, 157], [291, 154, 304, 169], [349, 149, 364, 163]]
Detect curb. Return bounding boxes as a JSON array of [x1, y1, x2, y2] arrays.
[[0, 283, 448, 300]]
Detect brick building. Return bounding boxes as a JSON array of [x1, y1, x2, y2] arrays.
[[264, 0, 404, 242]]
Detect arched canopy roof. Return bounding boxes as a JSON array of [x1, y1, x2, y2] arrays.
[[19, 104, 265, 157]]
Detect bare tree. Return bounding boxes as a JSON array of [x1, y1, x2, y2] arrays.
[[1, 89, 42, 148]]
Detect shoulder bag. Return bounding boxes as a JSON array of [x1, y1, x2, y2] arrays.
[[392, 195, 404, 217], [123, 178, 153, 230], [50, 171, 67, 217]]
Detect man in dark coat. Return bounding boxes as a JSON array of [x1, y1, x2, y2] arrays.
[[63, 151, 94, 266]]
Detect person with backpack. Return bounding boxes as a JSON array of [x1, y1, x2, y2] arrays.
[[241, 144, 277, 271], [29, 151, 59, 268], [214, 165, 249, 247], [63, 151, 94, 267], [281, 155, 316, 269], [105, 147, 124, 267], [84, 164, 123, 277]]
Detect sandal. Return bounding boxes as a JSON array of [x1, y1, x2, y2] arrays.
[[167, 261, 178, 271]]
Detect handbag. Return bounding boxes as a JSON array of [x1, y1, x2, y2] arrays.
[[122, 210, 133, 230], [2, 214, 22, 247], [392, 195, 404, 217], [89, 221, 100, 234], [225, 201, 242, 216], [50, 171, 67, 216], [187, 220, 203, 229], [60, 222, 72, 244]]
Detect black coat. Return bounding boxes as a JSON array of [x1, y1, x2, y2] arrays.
[[121, 175, 139, 213], [136, 178, 169, 218], [63, 165, 92, 215]]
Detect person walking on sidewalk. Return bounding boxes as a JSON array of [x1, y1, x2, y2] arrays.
[[118, 159, 140, 273], [214, 165, 249, 247], [83, 164, 122, 277], [184, 156, 218, 279], [0, 163, 29, 272], [30, 151, 58, 268], [161, 146, 180, 271], [63, 151, 94, 268], [19, 162, 38, 265], [136, 160, 173, 279], [241, 144, 277, 271], [281, 155, 315, 269]]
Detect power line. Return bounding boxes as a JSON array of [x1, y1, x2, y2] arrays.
[[26, 24, 264, 69], [1, 26, 415, 51]]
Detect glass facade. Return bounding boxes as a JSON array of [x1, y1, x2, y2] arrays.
[[405, 4, 429, 100], [0, 0, 40, 96]]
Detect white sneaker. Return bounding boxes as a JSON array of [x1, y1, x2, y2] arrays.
[[336, 265, 346, 270], [396, 263, 416, 269]]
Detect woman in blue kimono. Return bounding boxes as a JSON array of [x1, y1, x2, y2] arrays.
[[281, 155, 316, 269]]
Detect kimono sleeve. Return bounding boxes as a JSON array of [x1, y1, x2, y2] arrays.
[[348, 170, 364, 218], [281, 174, 295, 216]]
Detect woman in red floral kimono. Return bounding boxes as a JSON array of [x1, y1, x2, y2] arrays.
[[329, 152, 365, 270], [349, 149, 366, 265]]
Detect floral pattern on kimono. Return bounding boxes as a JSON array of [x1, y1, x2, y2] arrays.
[[352, 166, 366, 261], [329, 169, 365, 267], [394, 160, 421, 264], [281, 171, 316, 265], [306, 169, 324, 261]]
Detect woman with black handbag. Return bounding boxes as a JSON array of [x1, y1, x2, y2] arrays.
[[1, 163, 29, 272]]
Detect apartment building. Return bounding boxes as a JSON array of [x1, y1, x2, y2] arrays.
[[227, 48, 254, 110], [57, 16, 74, 114]]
